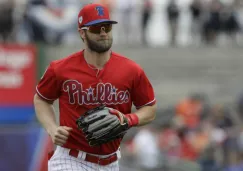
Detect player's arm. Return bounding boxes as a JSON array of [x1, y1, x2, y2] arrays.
[[111, 104, 157, 128], [127, 67, 157, 127], [109, 104, 156, 129], [34, 94, 57, 136], [34, 63, 72, 146], [133, 104, 157, 126], [34, 94, 72, 146]]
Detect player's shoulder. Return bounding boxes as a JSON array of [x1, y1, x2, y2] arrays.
[[111, 51, 143, 71], [49, 51, 83, 69]]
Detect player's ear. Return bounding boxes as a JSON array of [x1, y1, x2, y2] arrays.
[[78, 28, 85, 42]]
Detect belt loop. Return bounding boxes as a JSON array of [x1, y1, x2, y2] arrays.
[[78, 150, 86, 160], [116, 149, 121, 159]]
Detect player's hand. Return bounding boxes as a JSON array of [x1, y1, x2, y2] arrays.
[[50, 126, 72, 146], [108, 108, 125, 124]]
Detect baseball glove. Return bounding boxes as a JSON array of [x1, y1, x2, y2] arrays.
[[76, 105, 129, 146]]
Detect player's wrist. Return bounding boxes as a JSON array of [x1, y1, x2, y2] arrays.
[[125, 113, 139, 127], [47, 125, 58, 136]]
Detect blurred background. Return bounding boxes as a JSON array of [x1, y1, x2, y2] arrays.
[[0, 0, 243, 170]]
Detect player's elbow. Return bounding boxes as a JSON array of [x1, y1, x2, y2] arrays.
[[143, 104, 157, 123], [149, 104, 157, 121]]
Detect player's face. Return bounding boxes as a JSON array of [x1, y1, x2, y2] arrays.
[[82, 23, 113, 53]]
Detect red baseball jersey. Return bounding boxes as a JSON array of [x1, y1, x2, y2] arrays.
[[36, 50, 156, 155]]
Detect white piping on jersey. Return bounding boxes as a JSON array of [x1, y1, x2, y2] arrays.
[[135, 98, 156, 109], [96, 69, 100, 78], [86, 62, 101, 78], [36, 86, 56, 101]]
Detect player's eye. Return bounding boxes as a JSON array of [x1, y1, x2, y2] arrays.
[[88, 24, 112, 34]]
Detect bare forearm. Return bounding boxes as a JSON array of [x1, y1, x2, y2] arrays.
[[134, 104, 157, 126], [33, 94, 57, 135]]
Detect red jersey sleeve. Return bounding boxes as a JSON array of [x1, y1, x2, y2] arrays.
[[131, 69, 156, 109], [36, 62, 61, 102]]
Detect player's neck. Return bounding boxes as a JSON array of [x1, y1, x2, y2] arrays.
[[84, 49, 111, 69]]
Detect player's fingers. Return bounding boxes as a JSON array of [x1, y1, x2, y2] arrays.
[[108, 108, 118, 114], [55, 142, 65, 146], [58, 127, 72, 137], [53, 138, 67, 146], [55, 133, 69, 141], [108, 108, 124, 123], [63, 126, 73, 131]]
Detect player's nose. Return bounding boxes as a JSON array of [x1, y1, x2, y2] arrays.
[[100, 29, 108, 36], [100, 26, 108, 35]]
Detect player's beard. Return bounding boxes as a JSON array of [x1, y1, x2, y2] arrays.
[[85, 32, 113, 53]]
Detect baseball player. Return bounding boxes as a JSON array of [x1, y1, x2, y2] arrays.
[[34, 3, 157, 171]]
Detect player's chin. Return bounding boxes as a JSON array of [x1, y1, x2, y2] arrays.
[[99, 38, 112, 43], [98, 39, 109, 41], [98, 44, 112, 50], [98, 40, 111, 46]]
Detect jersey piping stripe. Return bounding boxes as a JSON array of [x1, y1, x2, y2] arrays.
[[36, 86, 56, 101], [135, 98, 156, 109]]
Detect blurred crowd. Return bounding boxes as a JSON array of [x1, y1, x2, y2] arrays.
[[0, 0, 83, 45], [166, 0, 243, 46], [121, 92, 243, 171], [0, 0, 242, 46]]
